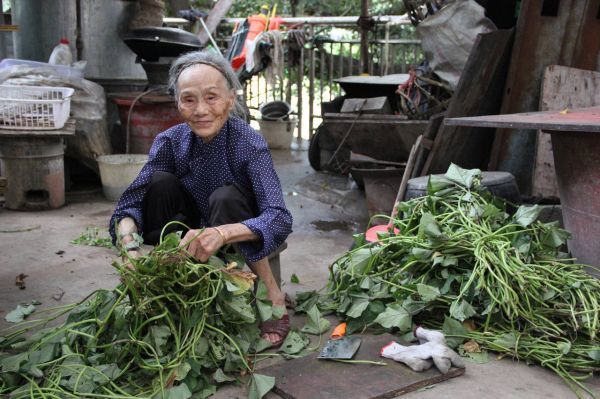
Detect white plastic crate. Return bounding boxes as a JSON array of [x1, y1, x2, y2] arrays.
[[0, 85, 74, 130]]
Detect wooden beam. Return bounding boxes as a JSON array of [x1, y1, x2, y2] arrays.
[[196, 0, 233, 46]]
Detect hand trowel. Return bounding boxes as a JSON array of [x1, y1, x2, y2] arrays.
[[318, 336, 362, 359]]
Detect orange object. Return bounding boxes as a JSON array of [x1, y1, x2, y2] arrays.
[[331, 322, 347, 339], [231, 5, 269, 71]]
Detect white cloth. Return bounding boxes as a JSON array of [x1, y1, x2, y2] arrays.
[[380, 327, 465, 374]]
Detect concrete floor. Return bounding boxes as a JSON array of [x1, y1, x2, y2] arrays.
[[0, 148, 598, 399]]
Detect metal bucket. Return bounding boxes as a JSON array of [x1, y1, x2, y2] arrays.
[[113, 96, 183, 155], [97, 154, 148, 201], [257, 118, 297, 149], [0, 136, 65, 210]]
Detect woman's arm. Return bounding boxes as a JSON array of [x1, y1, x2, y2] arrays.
[[109, 133, 176, 245]]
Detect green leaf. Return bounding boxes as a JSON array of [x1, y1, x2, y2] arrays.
[[248, 373, 275, 399], [348, 248, 377, 274], [255, 281, 274, 321], [255, 338, 274, 353], [556, 341, 571, 355], [482, 203, 503, 218], [418, 212, 442, 238], [148, 325, 171, 356], [417, 284, 440, 302], [346, 298, 369, 318], [373, 304, 411, 331], [279, 329, 309, 355], [256, 299, 273, 322], [256, 280, 269, 301], [152, 383, 192, 399], [295, 290, 319, 313], [5, 303, 37, 323], [587, 350, 600, 361], [465, 351, 489, 363], [219, 295, 256, 323], [301, 305, 331, 335], [359, 276, 372, 289], [27, 343, 58, 366], [514, 205, 541, 227], [213, 368, 236, 383], [174, 362, 191, 381], [541, 227, 570, 248], [411, 247, 432, 260], [272, 306, 286, 320], [442, 316, 469, 349], [427, 175, 453, 195], [449, 299, 477, 322], [290, 273, 300, 284], [444, 163, 481, 189], [1, 352, 28, 372], [492, 332, 518, 350], [93, 363, 121, 383]]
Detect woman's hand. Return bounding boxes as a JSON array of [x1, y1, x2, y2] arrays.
[[180, 227, 226, 262]]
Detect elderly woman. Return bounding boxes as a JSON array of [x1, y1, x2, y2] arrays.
[[109, 50, 293, 346]]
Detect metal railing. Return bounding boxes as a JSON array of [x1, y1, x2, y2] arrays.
[[216, 16, 423, 142]]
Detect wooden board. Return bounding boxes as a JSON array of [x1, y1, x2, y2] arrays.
[[260, 333, 465, 399], [445, 106, 600, 132], [413, 112, 444, 178], [489, 0, 600, 194], [322, 114, 427, 163], [0, 119, 76, 137], [422, 29, 514, 175], [533, 66, 600, 198]]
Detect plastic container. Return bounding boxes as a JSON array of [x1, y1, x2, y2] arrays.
[[48, 38, 73, 65], [257, 118, 297, 149], [0, 58, 85, 79], [0, 85, 74, 130], [97, 154, 148, 201]]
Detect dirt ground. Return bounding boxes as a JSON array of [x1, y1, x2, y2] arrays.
[[0, 148, 598, 398]]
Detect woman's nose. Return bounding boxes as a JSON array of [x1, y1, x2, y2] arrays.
[[193, 99, 209, 115]]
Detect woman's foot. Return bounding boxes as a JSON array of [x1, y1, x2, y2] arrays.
[[262, 290, 289, 346]]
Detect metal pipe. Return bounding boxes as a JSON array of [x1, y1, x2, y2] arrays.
[[309, 24, 315, 139], [360, 0, 369, 74], [220, 15, 410, 25]]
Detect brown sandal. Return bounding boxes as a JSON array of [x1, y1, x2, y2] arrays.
[[260, 314, 290, 347]]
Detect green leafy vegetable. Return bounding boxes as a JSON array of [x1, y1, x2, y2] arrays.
[[71, 226, 113, 248], [297, 164, 600, 397], [5, 303, 37, 323], [248, 373, 275, 399], [301, 305, 330, 334], [0, 234, 278, 398], [290, 273, 300, 284]]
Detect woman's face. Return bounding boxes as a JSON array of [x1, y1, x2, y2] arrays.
[[176, 64, 235, 142]]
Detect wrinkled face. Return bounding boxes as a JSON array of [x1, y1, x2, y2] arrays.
[[176, 64, 235, 142]]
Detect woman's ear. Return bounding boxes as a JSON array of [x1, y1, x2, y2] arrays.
[[228, 90, 236, 109]]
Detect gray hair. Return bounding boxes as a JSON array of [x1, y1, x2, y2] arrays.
[[168, 50, 245, 117]]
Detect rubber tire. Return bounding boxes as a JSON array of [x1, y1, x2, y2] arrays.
[[308, 124, 323, 171]]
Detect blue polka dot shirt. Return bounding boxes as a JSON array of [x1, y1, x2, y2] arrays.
[[109, 116, 293, 262]]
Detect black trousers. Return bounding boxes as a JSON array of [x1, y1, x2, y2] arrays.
[[142, 171, 256, 245]]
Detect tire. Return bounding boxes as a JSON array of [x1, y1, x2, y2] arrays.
[[308, 124, 323, 171]]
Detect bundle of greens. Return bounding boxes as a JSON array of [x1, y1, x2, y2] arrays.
[[298, 164, 600, 396], [0, 233, 278, 399]]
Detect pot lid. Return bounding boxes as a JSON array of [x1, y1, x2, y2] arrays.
[[123, 27, 202, 62]]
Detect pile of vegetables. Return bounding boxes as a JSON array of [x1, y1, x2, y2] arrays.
[[0, 233, 282, 399], [297, 164, 600, 396]]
